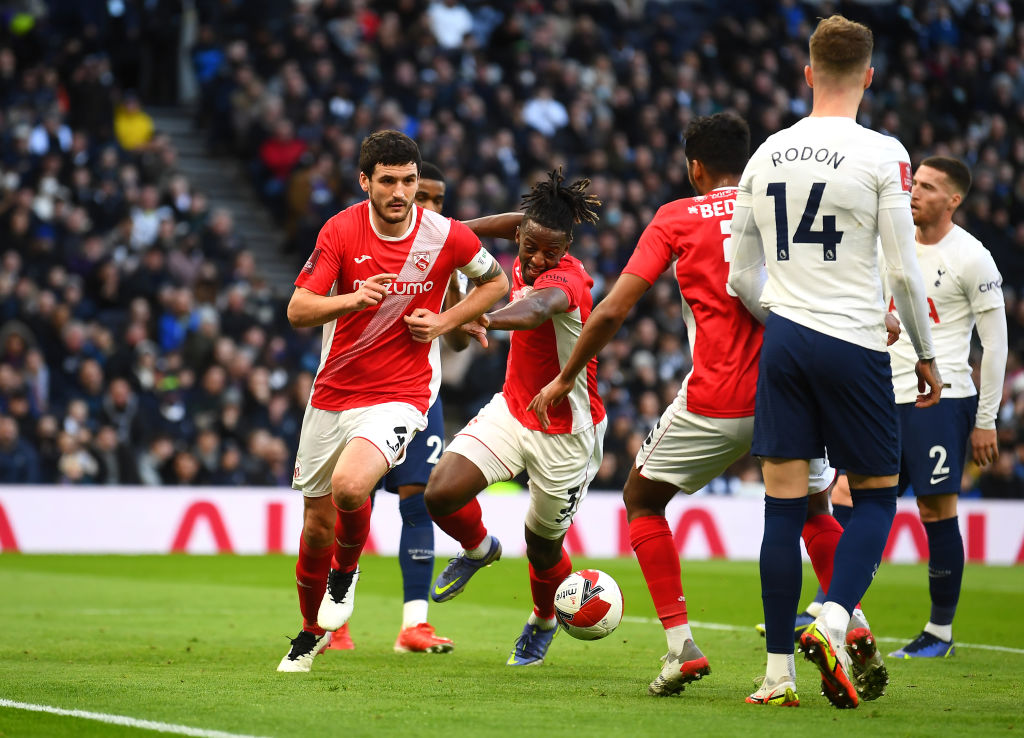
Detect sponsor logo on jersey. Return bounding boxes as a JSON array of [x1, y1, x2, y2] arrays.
[[412, 251, 432, 272], [695, 199, 735, 219], [354, 255, 372, 264], [352, 279, 434, 295], [979, 278, 1002, 293], [302, 248, 321, 274], [899, 161, 913, 192]]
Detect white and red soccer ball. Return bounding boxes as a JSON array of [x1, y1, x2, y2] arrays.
[[553, 569, 623, 641]]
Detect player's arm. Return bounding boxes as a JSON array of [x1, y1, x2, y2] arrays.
[[878, 206, 941, 406], [971, 306, 1008, 465], [404, 250, 508, 343], [726, 202, 769, 323], [527, 273, 649, 430], [463, 212, 523, 241], [484, 286, 570, 332], [441, 274, 472, 351], [286, 274, 397, 328]]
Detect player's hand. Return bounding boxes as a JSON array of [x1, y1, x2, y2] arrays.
[[914, 357, 942, 408], [351, 273, 397, 311], [884, 313, 901, 346], [970, 427, 998, 466], [459, 314, 489, 348], [404, 308, 447, 343], [526, 375, 573, 430]]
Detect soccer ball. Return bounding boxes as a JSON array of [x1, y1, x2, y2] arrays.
[[553, 569, 623, 641]]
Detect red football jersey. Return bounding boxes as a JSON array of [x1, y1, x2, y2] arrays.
[[295, 201, 481, 413], [503, 253, 606, 434], [623, 187, 762, 418]]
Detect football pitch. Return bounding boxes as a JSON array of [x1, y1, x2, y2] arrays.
[[1, 555, 1021, 738]]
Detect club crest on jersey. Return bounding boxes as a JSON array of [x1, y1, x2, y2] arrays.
[[412, 251, 432, 272]]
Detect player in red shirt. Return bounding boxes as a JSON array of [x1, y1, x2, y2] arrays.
[[277, 130, 508, 672], [421, 170, 606, 666], [528, 113, 845, 699]]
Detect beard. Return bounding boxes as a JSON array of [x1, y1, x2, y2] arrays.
[[371, 196, 412, 224]]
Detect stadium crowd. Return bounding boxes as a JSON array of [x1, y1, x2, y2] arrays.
[[2, 0, 1024, 499]]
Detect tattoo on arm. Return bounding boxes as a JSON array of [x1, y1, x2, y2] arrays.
[[470, 260, 505, 288]]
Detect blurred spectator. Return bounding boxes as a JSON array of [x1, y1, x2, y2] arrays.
[[113, 92, 154, 152], [0, 414, 40, 482]]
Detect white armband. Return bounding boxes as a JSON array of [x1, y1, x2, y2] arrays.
[[458, 246, 497, 279]]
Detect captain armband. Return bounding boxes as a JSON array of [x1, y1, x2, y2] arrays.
[[458, 247, 499, 279]]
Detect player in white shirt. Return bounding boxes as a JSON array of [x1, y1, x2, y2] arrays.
[[835, 157, 1006, 659], [728, 15, 942, 709]]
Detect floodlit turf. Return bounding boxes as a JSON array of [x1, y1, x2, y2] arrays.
[[0, 554, 1022, 738]]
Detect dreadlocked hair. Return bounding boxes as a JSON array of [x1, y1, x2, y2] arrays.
[[520, 168, 601, 238]]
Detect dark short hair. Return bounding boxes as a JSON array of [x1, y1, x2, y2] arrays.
[[420, 161, 445, 183], [919, 156, 972, 197], [683, 112, 750, 177], [358, 130, 422, 178], [520, 168, 601, 238]]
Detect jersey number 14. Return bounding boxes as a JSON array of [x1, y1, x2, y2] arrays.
[[766, 182, 844, 261]]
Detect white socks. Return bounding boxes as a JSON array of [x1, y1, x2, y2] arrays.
[[402, 599, 428, 630], [924, 621, 953, 642], [465, 535, 492, 559], [665, 624, 694, 654], [528, 611, 558, 630], [766, 652, 796, 684]]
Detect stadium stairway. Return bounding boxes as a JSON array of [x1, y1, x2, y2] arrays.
[[149, 107, 298, 297]]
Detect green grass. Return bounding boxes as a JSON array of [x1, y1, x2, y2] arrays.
[[0, 555, 1021, 738]]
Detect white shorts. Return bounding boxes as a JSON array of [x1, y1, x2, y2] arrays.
[[635, 398, 835, 495], [292, 402, 427, 498], [447, 393, 607, 540]]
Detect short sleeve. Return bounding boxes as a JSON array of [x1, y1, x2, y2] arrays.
[[623, 207, 676, 285], [877, 136, 913, 211], [533, 263, 584, 311], [448, 219, 483, 268], [295, 218, 342, 295]]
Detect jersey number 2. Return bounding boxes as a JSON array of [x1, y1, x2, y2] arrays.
[[766, 182, 843, 261]]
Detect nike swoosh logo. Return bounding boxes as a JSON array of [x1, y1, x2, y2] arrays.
[[337, 541, 361, 548], [354, 255, 371, 263], [434, 577, 462, 596], [410, 554, 433, 561], [930, 475, 949, 485], [296, 580, 313, 589]]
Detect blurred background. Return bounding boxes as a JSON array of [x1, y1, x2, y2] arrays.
[[1, 0, 1023, 502]]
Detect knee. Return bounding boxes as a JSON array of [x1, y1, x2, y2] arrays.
[[302, 499, 335, 547], [330, 473, 370, 511], [525, 537, 562, 571], [424, 480, 456, 517]]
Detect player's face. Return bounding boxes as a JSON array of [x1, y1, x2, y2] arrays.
[[910, 165, 958, 228], [516, 219, 571, 285], [361, 163, 419, 226], [415, 178, 446, 214]]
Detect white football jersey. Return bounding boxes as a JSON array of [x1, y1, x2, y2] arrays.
[[886, 225, 1003, 403], [736, 117, 913, 350]]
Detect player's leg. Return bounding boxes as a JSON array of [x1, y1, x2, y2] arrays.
[[747, 314, 823, 706], [318, 402, 426, 631], [804, 330, 901, 708], [392, 483, 454, 653], [384, 401, 454, 653], [507, 417, 605, 667], [279, 403, 351, 672], [889, 397, 973, 658], [278, 492, 336, 672], [630, 404, 747, 695], [425, 395, 522, 601]]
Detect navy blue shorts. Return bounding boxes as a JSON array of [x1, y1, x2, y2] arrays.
[[751, 313, 900, 476], [381, 399, 445, 491], [898, 396, 976, 496]]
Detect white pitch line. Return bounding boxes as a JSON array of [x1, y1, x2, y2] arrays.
[[621, 616, 1024, 655], [0, 699, 270, 738]]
